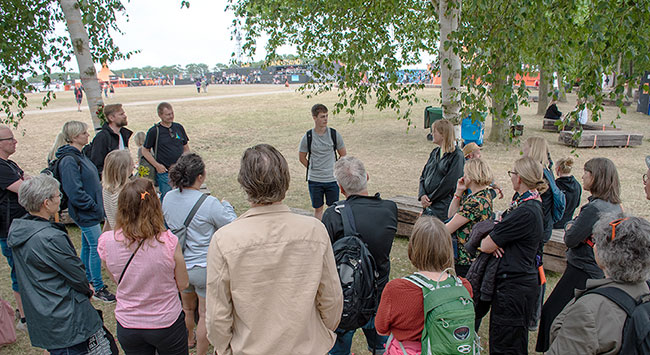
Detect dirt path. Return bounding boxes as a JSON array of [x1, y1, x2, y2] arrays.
[[19, 89, 294, 115]]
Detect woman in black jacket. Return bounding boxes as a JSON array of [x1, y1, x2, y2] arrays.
[[418, 119, 464, 221], [536, 157, 622, 352]]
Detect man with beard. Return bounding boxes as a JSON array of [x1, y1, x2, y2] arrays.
[[89, 104, 132, 178]]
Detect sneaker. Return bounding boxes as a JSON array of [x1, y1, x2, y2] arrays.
[[93, 287, 116, 303], [15, 319, 27, 332]]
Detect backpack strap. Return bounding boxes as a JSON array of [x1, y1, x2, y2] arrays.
[[583, 286, 637, 317], [386, 333, 409, 355], [330, 127, 338, 160], [337, 201, 358, 237], [179, 194, 208, 250], [305, 129, 312, 181]]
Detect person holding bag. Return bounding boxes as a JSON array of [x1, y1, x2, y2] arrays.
[[98, 178, 189, 355]]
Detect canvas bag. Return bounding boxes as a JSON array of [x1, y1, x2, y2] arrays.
[[0, 298, 16, 346]]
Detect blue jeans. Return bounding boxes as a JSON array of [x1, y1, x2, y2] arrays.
[[0, 238, 19, 292], [79, 224, 104, 291], [329, 316, 387, 355], [156, 172, 172, 201]]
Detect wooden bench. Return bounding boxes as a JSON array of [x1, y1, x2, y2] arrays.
[[558, 130, 643, 148], [542, 119, 620, 132], [389, 195, 568, 273]]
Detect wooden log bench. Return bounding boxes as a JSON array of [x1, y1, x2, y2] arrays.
[[544, 229, 568, 273], [558, 130, 643, 148], [389, 195, 568, 273], [542, 119, 620, 132]]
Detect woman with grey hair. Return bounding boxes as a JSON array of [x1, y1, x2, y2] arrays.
[[7, 174, 117, 354], [48, 120, 115, 303], [547, 213, 650, 354]]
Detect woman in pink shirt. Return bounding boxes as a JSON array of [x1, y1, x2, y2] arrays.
[[98, 178, 189, 355]]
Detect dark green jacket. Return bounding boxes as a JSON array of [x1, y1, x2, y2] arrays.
[[7, 214, 101, 349]]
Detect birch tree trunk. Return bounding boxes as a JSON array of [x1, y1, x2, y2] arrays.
[[59, 0, 103, 131], [437, 0, 462, 130], [537, 69, 549, 115]]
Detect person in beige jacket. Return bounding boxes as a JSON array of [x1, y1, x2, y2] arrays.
[[206, 144, 343, 355], [548, 213, 650, 354]]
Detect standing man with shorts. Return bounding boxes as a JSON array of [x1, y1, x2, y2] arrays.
[[299, 104, 346, 220], [141, 102, 190, 201]]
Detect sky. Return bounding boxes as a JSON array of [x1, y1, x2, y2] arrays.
[[108, 0, 261, 70], [101, 0, 432, 71]]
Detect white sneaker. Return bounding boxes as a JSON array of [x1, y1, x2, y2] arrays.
[[15, 320, 27, 332]]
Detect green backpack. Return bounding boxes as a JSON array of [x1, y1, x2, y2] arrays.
[[401, 271, 479, 355]]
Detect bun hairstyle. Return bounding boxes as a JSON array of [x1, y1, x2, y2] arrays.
[[168, 153, 205, 192], [514, 157, 548, 193], [556, 157, 574, 175]]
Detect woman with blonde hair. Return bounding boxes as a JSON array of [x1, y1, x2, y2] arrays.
[[376, 215, 474, 355], [445, 158, 494, 277], [98, 178, 189, 354], [536, 157, 622, 352], [553, 157, 582, 229], [102, 149, 133, 231], [479, 156, 545, 354], [418, 119, 464, 220], [49, 120, 115, 303]]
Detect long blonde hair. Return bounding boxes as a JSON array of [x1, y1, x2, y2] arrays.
[[524, 137, 550, 168], [47, 121, 88, 162], [433, 119, 456, 154], [103, 150, 133, 194]]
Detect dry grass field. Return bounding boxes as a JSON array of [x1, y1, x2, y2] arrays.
[[1, 84, 649, 354]]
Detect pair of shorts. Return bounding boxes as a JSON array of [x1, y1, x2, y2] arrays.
[[308, 181, 339, 208], [182, 266, 206, 298]]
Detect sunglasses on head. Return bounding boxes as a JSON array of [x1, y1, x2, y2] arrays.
[[608, 217, 629, 241]]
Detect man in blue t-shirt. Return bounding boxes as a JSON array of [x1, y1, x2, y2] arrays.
[[299, 104, 346, 220], [142, 102, 190, 201]]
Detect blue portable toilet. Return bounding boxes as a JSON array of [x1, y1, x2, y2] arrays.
[[461, 113, 487, 146]]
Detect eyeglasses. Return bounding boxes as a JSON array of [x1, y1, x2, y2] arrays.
[[609, 217, 629, 241], [508, 171, 518, 177], [0, 136, 15, 142], [644, 173, 648, 184]]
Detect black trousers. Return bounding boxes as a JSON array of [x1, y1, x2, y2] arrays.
[[117, 311, 188, 355], [489, 274, 538, 355], [535, 263, 590, 352]]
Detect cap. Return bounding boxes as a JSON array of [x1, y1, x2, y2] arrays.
[[462, 142, 481, 158]]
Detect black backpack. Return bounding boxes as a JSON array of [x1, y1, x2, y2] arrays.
[[331, 200, 379, 331], [305, 127, 338, 181], [582, 281, 650, 354], [41, 154, 81, 211]]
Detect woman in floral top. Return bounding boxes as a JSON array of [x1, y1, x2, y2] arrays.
[[446, 158, 494, 277]]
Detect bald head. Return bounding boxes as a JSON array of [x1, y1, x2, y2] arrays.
[[0, 125, 17, 159]]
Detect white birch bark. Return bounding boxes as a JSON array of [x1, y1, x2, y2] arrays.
[[59, 0, 103, 131], [436, 0, 462, 126]]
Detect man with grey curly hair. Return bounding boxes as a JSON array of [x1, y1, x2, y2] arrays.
[[547, 213, 650, 354], [322, 156, 398, 355]]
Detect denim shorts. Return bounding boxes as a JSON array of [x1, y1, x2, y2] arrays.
[[307, 181, 339, 209]]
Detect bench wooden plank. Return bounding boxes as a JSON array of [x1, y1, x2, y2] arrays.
[[390, 195, 422, 225], [559, 131, 643, 148], [542, 119, 620, 132]]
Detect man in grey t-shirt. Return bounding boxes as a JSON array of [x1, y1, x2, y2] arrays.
[[299, 104, 346, 220]]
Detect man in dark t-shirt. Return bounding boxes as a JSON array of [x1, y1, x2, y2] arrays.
[[0, 125, 29, 330], [141, 102, 190, 201], [321, 156, 397, 355]]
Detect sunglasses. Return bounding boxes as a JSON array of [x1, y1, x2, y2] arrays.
[[643, 173, 648, 184], [507, 171, 518, 177], [609, 217, 629, 241]]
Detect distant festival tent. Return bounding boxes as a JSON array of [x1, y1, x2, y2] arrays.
[[97, 63, 114, 82]]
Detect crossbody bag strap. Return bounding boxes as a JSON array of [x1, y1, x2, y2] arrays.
[[184, 194, 208, 228], [118, 239, 144, 285]]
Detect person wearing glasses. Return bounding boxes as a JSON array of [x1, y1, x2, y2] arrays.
[[141, 102, 190, 201], [536, 157, 623, 352], [478, 157, 545, 354], [546, 214, 650, 354], [0, 125, 29, 332]]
